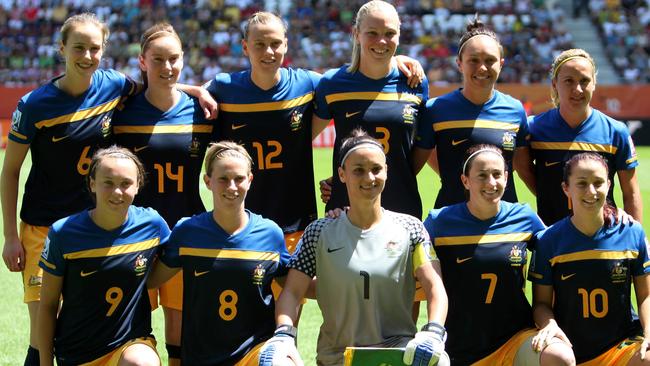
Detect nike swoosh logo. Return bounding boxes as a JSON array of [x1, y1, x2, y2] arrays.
[[194, 270, 210, 277], [456, 257, 472, 264], [345, 111, 361, 118], [452, 139, 468, 146], [52, 135, 69, 142], [545, 161, 561, 167], [561, 273, 575, 280], [134, 146, 148, 152], [327, 247, 344, 253], [232, 124, 246, 130], [80, 270, 98, 277]]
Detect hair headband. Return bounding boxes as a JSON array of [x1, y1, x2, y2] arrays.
[[339, 141, 384, 167], [552, 55, 594, 79], [462, 149, 505, 174]]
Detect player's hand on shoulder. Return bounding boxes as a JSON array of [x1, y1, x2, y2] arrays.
[[325, 206, 349, 219], [403, 322, 449, 366], [259, 325, 303, 366], [198, 88, 218, 120], [2, 236, 25, 272], [319, 176, 333, 204]]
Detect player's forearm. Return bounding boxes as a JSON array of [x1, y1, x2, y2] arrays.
[[275, 270, 310, 325], [0, 167, 20, 239], [532, 302, 556, 329], [37, 302, 57, 366], [622, 191, 643, 223], [417, 261, 448, 324]]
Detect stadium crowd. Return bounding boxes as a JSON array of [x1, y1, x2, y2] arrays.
[[0, 0, 574, 86]]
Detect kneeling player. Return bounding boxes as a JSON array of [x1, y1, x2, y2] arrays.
[[38, 147, 169, 366]]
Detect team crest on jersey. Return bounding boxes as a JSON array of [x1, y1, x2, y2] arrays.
[[252, 264, 266, 285], [610, 261, 628, 283], [402, 105, 416, 124], [508, 245, 523, 266], [100, 114, 112, 139], [290, 110, 303, 131], [134, 254, 148, 276], [501, 131, 516, 151], [11, 108, 22, 132], [28, 275, 42, 287], [189, 137, 202, 157], [385, 240, 403, 258]]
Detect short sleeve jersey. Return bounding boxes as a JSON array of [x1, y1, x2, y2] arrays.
[[9, 69, 136, 226], [205, 68, 320, 232], [424, 201, 544, 364], [38, 206, 169, 366], [529, 108, 638, 225], [160, 210, 289, 366], [289, 210, 436, 365], [528, 218, 650, 363], [416, 89, 528, 208], [112, 91, 213, 227], [314, 66, 429, 218]]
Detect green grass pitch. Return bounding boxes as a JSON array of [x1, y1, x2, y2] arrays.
[[1, 147, 649, 365]]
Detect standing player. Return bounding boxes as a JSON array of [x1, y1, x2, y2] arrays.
[[147, 141, 290, 366], [424, 144, 575, 365], [520, 49, 642, 225], [260, 130, 448, 366], [112, 23, 214, 365], [313, 0, 428, 219], [413, 17, 531, 209], [529, 153, 650, 365], [38, 146, 170, 366]]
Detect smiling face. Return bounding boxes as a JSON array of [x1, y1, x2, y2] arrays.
[[552, 57, 595, 113], [354, 9, 400, 67], [562, 158, 609, 217], [60, 22, 104, 79], [338, 146, 387, 204], [139, 34, 183, 89], [461, 151, 507, 209], [89, 156, 139, 219], [204, 155, 253, 212], [457, 35, 504, 94], [242, 18, 287, 75]]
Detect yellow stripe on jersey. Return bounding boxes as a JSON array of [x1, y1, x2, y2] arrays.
[[63, 238, 160, 259], [35, 97, 121, 129], [644, 260, 650, 268], [40, 258, 56, 270], [113, 124, 213, 134], [179, 248, 280, 261], [528, 272, 543, 279], [412, 242, 437, 275], [9, 129, 28, 140], [434, 232, 532, 246], [325, 91, 421, 105], [432, 120, 520, 132], [549, 250, 638, 266], [530, 141, 618, 154], [627, 156, 638, 165], [220, 92, 313, 112]]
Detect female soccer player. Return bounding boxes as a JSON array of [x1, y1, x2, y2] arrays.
[[38, 146, 170, 366], [413, 17, 531, 209], [147, 141, 290, 365], [112, 23, 214, 365], [424, 144, 574, 365], [314, 0, 428, 219], [1, 13, 215, 365], [530, 153, 650, 365], [260, 130, 448, 366], [522, 49, 642, 225]]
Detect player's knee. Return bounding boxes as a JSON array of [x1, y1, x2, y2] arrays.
[[119, 344, 160, 366], [540, 340, 576, 366]]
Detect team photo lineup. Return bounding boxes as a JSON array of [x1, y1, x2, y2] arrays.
[[0, 0, 649, 365]]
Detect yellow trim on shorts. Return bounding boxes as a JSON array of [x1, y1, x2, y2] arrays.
[[433, 120, 520, 132], [113, 124, 213, 134], [472, 328, 537, 366], [180, 248, 280, 261], [530, 141, 618, 154], [435, 232, 532, 246], [550, 250, 638, 266], [79, 336, 158, 366], [63, 238, 159, 259], [234, 341, 265, 366], [220, 92, 313, 112], [35, 97, 121, 129], [325, 91, 421, 105], [579, 337, 643, 366]]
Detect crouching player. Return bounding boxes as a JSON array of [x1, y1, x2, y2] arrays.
[[148, 141, 291, 365], [38, 147, 170, 366]]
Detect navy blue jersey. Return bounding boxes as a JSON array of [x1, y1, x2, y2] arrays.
[[113, 91, 213, 228], [9, 69, 136, 226], [205, 68, 320, 232], [416, 89, 528, 208], [529, 218, 650, 363], [39, 206, 170, 365], [314, 66, 428, 218], [529, 108, 638, 225], [160, 210, 289, 366], [424, 201, 544, 364]]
